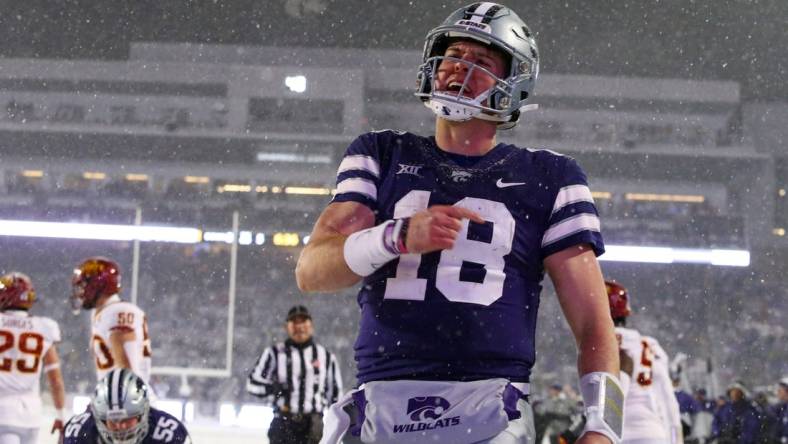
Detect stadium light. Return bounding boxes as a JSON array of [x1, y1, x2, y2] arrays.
[[600, 245, 750, 267], [203, 231, 234, 244], [184, 175, 210, 184], [0, 220, 202, 244], [285, 75, 307, 93], [284, 186, 332, 195], [255, 233, 266, 245], [273, 232, 300, 247], [217, 184, 252, 193], [125, 173, 149, 181], [238, 231, 253, 245], [625, 193, 705, 203], [83, 171, 107, 180], [591, 191, 612, 199], [255, 152, 332, 163], [22, 170, 44, 178], [709, 249, 751, 267]]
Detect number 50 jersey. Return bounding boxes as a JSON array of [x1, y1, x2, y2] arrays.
[[91, 295, 152, 385], [333, 130, 605, 384]]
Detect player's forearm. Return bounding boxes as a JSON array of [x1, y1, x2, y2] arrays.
[[576, 323, 619, 376], [296, 235, 363, 292]]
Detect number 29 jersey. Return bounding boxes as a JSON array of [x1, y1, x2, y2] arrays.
[[91, 295, 152, 385], [333, 130, 605, 384], [0, 310, 60, 427]]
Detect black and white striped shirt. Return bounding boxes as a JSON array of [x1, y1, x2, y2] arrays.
[[247, 339, 343, 415]]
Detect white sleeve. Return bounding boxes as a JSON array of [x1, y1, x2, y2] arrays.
[[43, 317, 62, 343], [34, 316, 61, 344], [649, 338, 683, 444]]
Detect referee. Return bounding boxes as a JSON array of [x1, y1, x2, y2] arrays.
[[247, 305, 343, 444]]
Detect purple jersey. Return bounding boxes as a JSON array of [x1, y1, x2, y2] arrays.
[[63, 407, 190, 444], [334, 130, 604, 384]]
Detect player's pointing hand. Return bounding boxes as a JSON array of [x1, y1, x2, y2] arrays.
[[406, 205, 484, 254]]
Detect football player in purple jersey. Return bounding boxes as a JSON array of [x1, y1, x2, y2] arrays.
[[296, 3, 621, 443], [62, 369, 190, 444]]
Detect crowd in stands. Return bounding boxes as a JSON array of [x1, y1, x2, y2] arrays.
[[2, 174, 744, 248], [596, 197, 744, 248], [533, 377, 788, 443]]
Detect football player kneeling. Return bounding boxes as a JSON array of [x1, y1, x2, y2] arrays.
[[63, 369, 190, 444]]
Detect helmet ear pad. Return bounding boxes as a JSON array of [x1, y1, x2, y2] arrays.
[[416, 63, 433, 97]]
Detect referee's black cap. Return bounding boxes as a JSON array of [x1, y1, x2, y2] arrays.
[[287, 305, 311, 321]]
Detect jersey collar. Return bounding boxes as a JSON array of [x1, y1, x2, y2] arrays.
[[2, 309, 29, 317], [93, 294, 122, 317]]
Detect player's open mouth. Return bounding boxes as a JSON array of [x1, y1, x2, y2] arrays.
[[445, 81, 473, 98]]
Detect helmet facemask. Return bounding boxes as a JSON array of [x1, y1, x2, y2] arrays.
[[421, 54, 513, 123], [71, 273, 98, 313], [95, 410, 150, 444]]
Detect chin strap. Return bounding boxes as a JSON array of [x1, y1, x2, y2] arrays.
[[426, 88, 493, 122], [426, 93, 539, 127]]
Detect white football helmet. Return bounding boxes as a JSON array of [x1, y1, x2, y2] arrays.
[[415, 2, 539, 129], [91, 369, 151, 444]]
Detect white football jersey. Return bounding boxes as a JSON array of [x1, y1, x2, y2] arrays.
[[617, 326, 681, 442], [643, 335, 683, 444], [91, 295, 151, 385], [0, 310, 60, 427]]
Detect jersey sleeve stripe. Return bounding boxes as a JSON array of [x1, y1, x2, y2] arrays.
[[337, 155, 380, 178], [551, 184, 594, 215], [335, 177, 377, 201], [541, 213, 601, 247]]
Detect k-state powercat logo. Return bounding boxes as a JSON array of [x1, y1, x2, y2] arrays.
[[408, 396, 450, 421], [393, 396, 461, 434]]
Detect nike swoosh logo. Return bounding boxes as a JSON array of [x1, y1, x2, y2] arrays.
[[496, 178, 526, 188]]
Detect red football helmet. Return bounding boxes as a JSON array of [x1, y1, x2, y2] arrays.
[[0, 272, 36, 311], [605, 280, 632, 319], [71, 257, 121, 311]]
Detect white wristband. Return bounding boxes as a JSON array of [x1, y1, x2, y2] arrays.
[[343, 221, 399, 276], [56, 408, 65, 421], [579, 371, 625, 444]]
